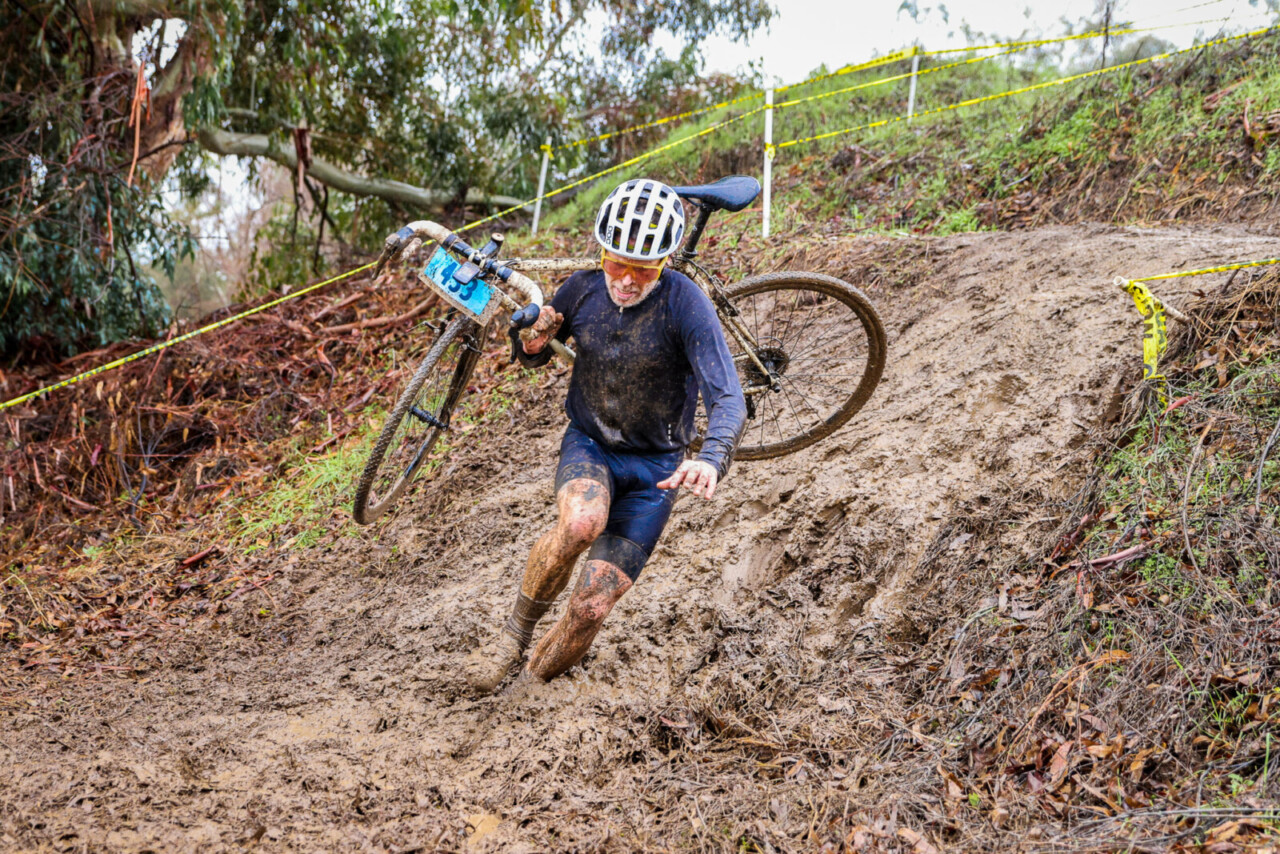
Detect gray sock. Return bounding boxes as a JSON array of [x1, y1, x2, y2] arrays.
[[503, 592, 554, 648]]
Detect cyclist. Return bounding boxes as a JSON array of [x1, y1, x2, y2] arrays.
[[463, 178, 747, 693]]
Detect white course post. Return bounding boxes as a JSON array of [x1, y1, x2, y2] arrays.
[[762, 88, 774, 239], [906, 48, 921, 120], [532, 136, 551, 236]]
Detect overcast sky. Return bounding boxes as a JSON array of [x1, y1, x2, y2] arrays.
[[676, 0, 1277, 85]]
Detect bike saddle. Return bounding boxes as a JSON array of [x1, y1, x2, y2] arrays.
[[671, 176, 761, 213]]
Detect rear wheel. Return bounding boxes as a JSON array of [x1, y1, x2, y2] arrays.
[[353, 315, 481, 524], [707, 272, 886, 461]]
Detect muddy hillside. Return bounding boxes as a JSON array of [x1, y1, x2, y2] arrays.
[[4, 223, 1280, 852]]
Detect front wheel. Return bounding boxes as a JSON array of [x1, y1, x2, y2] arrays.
[[713, 272, 886, 461], [353, 315, 481, 524]]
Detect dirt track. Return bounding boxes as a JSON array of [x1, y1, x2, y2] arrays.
[[4, 223, 1280, 852]]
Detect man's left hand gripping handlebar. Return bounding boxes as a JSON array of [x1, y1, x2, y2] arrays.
[[520, 306, 564, 355]]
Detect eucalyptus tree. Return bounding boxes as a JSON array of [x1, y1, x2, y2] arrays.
[[0, 0, 771, 357]]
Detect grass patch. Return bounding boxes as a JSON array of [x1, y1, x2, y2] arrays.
[[540, 28, 1280, 236], [232, 413, 381, 552]]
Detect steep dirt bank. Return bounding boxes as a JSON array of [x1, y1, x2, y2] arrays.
[[4, 223, 1280, 852]]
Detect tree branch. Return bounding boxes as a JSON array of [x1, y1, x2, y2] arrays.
[[196, 128, 526, 211], [530, 12, 583, 80], [74, 0, 167, 20], [226, 107, 296, 129]]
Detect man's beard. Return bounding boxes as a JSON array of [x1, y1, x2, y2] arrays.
[[605, 273, 661, 309]]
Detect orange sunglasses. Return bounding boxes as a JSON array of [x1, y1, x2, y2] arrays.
[[601, 250, 667, 286]]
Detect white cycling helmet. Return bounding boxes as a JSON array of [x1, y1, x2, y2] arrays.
[[594, 178, 686, 261]]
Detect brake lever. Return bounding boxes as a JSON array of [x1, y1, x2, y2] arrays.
[[374, 226, 417, 277]]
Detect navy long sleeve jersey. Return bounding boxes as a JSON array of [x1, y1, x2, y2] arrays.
[[519, 268, 747, 479]]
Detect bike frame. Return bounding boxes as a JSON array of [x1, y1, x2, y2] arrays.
[[503, 205, 777, 397], [357, 206, 886, 527], [379, 209, 778, 398]]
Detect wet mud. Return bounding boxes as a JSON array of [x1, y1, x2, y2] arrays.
[[5, 224, 1280, 851]]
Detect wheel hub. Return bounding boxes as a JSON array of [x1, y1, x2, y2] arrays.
[[746, 342, 789, 387]]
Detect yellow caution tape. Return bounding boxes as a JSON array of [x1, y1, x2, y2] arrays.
[[0, 263, 375, 412], [773, 18, 1246, 101], [924, 28, 1134, 56], [465, 107, 764, 233], [1, 103, 764, 414], [772, 21, 1228, 111], [1113, 255, 1280, 407], [771, 16, 1266, 114], [546, 49, 925, 153], [774, 47, 922, 95], [546, 91, 765, 155], [548, 32, 1113, 151], [773, 25, 1279, 152], [773, 47, 1017, 111], [1120, 279, 1171, 406], [1130, 256, 1280, 283], [548, 47, 926, 153], [543, 17, 1258, 156], [921, 16, 1265, 57]]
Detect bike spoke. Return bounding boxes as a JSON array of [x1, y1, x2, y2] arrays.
[[777, 381, 811, 432], [779, 378, 835, 410], [703, 279, 880, 456], [366, 325, 469, 512], [780, 293, 832, 357]]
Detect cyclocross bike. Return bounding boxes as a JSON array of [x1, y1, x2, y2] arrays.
[[352, 176, 886, 525]]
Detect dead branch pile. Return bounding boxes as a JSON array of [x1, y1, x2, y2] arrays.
[[0, 237, 578, 676]]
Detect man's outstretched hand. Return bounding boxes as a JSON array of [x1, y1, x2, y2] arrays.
[[657, 460, 719, 500], [520, 306, 564, 354]]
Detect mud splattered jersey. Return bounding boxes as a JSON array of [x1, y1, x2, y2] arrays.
[[519, 268, 746, 479]]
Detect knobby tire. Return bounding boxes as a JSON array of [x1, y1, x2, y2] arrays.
[[352, 315, 477, 524], [720, 271, 886, 461]]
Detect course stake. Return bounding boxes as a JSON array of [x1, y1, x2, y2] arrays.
[[763, 89, 774, 239], [907, 48, 921, 120], [532, 136, 551, 236]]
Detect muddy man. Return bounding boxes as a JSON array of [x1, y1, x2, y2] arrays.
[[463, 179, 747, 693]]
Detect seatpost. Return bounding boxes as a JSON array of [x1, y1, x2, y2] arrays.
[[677, 204, 713, 261]]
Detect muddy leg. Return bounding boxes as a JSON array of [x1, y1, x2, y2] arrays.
[[521, 478, 609, 600], [525, 559, 632, 682], [462, 479, 608, 693]]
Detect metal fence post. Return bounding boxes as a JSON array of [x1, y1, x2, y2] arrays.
[[762, 89, 774, 239], [532, 136, 551, 235], [906, 48, 921, 121]]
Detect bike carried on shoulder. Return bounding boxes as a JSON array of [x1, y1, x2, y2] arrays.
[[352, 176, 886, 525]]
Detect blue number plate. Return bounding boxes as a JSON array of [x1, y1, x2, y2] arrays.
[[421, 246, 493, 319]]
